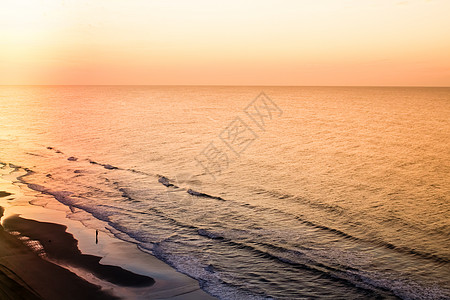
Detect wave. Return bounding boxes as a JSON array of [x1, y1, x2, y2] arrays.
[[10, 162, 450, 300], [193, 228, 450, 299], [187, 189, 224, 200], [158, 175, 177, 187], [18, 147, 450, 267], [25, 152, 45, 157], [253, 187, 346, 215], [7, 148, 449, 299], [194, 228, 398, 298], [14, 149, 450, 267], [197, 229, 224, 240], [88, 159, 119, 170], [46, 146, 63, 154], [212, 187, 450, 265], [156, 174, 224, 200]]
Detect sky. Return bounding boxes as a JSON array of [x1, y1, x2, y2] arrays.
[[1, 0, 449, 86]]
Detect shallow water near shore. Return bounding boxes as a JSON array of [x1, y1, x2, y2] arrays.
[[0, 165, 215, 299], [0, 86, 449, 299]]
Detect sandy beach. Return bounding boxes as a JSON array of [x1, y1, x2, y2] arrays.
[[0, 213, 118, 300], [0, 164, 216, 300]]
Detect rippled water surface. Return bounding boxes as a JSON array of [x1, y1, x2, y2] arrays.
[[0, 86, 449, 299]]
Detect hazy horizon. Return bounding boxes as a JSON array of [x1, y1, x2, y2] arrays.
[[1, 0, 449, 86], [1, 84, 449, 88]]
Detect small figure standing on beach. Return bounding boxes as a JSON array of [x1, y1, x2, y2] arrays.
[[95, 229, 98, 244]]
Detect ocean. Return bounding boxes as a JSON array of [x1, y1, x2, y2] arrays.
[[0, 86, 449, 299]]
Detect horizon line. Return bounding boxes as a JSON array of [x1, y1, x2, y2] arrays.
[[1, 84, 449, 88]]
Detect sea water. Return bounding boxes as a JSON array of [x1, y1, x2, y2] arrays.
[[0, 86, 449, 299]]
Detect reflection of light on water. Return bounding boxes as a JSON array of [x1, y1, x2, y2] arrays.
[[0, 134, 18, 141], [0, 86, 449, 299]]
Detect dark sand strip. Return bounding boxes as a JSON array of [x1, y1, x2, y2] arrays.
[[0, 264, 42, 300], [3, 216, 155, 288], [1, 206, 41, 299], [0, 219, 118, 299]]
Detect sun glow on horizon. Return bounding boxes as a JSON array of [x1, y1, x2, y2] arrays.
[[1, 0, 450, 86]]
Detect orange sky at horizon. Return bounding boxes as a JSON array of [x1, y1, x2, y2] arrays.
[[1, 0, 449, 86]]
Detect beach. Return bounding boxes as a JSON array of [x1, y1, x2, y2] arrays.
[[0, 215, 117, 300], [0, 163, 215, 300]]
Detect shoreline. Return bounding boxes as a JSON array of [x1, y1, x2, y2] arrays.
[[0, 163, 216, 300], [0, 211, 119, 300]]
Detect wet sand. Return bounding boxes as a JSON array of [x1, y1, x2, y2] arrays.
[[3, 215, 156, 288], [0, 211, 215, 300], [0, 164, 216, 300], [0, 208, 119, 299]]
